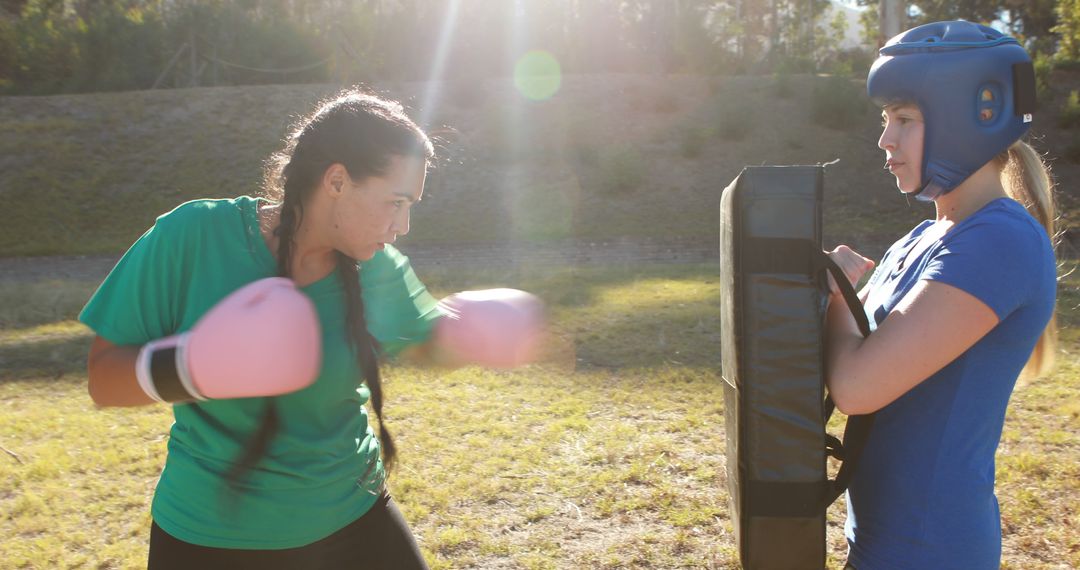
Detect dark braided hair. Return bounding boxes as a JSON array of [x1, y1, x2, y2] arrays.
[[226, 89, 433, 487]]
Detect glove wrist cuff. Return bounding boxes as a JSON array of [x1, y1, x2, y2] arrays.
[[137, 333, 203, 403]]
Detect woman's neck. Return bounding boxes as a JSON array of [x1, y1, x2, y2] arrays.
[[258, 202, 337, 287], [933, 164, 1008, 224]]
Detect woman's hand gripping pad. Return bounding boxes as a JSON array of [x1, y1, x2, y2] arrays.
[[135, 278, 322, 402], [434, 288, 546, 369]]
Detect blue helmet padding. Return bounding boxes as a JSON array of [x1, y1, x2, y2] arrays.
[[867, 21, 1034, 201]]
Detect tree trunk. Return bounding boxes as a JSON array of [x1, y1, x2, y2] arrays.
[[879, 0, 906, 46]]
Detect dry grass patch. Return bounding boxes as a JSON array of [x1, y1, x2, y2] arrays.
[[1, 264, 1077, 568]]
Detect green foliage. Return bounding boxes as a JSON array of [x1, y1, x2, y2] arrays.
[[1056, 0, 1080, 62], [811, 75, 868, 130], [0, 18, 15, 89], [164, 2, 329, 88], [3, 0, 339, 94], [1033, 51, 1055, 103], [10, 0, 1070, 96], [815, 5, 850, 67], [0, 1, 169, 94], [858, 3, 879, 47], [7, 0, 79, 94], [910, 0, 1002, 27], [773, 54, 817, 76], [822, 47, 874, 79], [1063, 136, 1080, 163], [6, 3, 146, 93], [66, 4, 166, 93], [1059, 90, 1080, 128], [668, 0, 733, 74]]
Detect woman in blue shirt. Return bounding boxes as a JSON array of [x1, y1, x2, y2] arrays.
[[826, 21, 1058, 569]]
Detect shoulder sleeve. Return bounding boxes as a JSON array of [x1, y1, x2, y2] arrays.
[[923, 213, 1051, 320], [360, 246, 442, 358], [78, 203, 199, 344]]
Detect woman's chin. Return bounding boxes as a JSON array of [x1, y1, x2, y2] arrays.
[[355, 244, 385, 261], [896, 177, 921, 195]]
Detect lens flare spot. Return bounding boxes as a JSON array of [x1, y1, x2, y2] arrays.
[[514, 51, 562, 101]]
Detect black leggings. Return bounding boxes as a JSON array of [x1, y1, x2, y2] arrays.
[[148, 493, 428, 570]]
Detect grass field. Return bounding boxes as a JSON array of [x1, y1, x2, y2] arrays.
[[1, 263, 1078, 569]]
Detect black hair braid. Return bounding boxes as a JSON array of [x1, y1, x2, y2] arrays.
[[218, 88, 432, 496], [219, 405, 280, 496], [217, 177, 308, 494], [336, 252, 396, 476], [274, 175, 306, 277]]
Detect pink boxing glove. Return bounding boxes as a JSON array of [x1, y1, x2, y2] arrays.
[[135, 277, 322, 403], [434, 288, 546, 369]]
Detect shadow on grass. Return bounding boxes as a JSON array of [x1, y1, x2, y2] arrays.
[[6, 263, 1076, 385], [563, 301, 720, 370], [0, 330, 92, 382], [2, 264, 723, 384], [425, 262, 718, 310], [425, 263, 723, 371]]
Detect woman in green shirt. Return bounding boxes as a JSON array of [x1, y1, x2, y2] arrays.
[[80, 90, 544, 569]]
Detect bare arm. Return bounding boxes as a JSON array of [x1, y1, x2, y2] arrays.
[[87, 336, 156, 407], [825, 279, 998, 415]]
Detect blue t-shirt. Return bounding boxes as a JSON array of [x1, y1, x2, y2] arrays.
[[845, 198, 1056, 569]]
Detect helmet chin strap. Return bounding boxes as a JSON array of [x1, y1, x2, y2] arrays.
[[891, 169, 942, 202], [909, 181, 946, 202], [882, 155, 948, 202]]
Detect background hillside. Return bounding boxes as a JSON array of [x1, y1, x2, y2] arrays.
[[1, 72, 1078, 262]]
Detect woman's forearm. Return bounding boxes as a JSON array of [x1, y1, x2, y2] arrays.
[[825, 291, 871, 415], [87, 337, 156, 407]]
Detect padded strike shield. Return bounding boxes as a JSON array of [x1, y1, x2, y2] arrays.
[[720, 165, 829, 569]]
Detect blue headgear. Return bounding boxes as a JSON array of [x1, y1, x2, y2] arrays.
[[867, 20, 1037, 201]]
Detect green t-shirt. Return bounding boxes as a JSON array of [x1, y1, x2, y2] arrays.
[[79, 196, 442, 549]]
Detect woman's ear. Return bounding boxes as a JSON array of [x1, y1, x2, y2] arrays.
[[321, 163, 349, 197]]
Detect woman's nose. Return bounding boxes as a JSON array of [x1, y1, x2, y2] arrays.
[[878, 127, 894, 152], [392, 210, 410, 237]]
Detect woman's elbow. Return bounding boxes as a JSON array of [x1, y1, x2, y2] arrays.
[[826, 377, 882, 416], [86, 363, 111, 407], [85, 338, 136, 407], [87, 385, 105, 407], [830, 392, 877, 416]]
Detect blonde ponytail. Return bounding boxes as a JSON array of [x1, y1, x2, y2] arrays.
[[998, 141, 1058, 379]]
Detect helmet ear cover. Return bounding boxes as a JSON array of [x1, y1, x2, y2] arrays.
[[867, 21, 1036, 201]]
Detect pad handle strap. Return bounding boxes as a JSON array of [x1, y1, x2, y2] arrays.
[[816, 251, 875, 508]]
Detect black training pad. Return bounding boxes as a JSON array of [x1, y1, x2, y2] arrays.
[[720, 166, 829, 569]]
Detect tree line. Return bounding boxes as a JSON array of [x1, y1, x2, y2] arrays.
[[0, 0, 1076, 96]]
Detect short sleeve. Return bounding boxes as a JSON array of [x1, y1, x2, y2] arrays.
[[360, 246, 442, 358], [78, 211, 189, 345], [922, 216, 1048, 320]]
